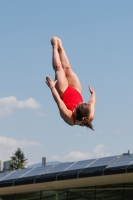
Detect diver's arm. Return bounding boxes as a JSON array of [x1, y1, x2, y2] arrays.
[[46, 76, 73, 125], [88, 86, 96, 120]]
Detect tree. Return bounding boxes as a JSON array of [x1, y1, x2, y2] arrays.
[[9, 148, 28, 170]]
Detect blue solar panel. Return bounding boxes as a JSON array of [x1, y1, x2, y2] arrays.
[[22, 166, 53, 177], [0, 153, 132, 186], [2, 168, 32, 180], [106, 154, 133, 168], [43, 162, 74, 174], [88, 156, 118, 167], [64, 159, 96, 171], [0, 171, 13, 181]]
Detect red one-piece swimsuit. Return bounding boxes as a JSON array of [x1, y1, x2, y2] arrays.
[[61, 86, 83, 125]]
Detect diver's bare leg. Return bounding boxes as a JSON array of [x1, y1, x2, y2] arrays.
[[57, 37, 82, 94], [57, 38, 71, 70], [51, 37, 68, 96]]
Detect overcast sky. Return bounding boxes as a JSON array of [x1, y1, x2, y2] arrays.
[[0, 0, 133, 166]]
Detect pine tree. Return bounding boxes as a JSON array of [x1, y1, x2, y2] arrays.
[[9, 148, 28, 170]]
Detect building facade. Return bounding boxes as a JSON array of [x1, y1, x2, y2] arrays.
[[0, 161, 2, 172], [3, 160, 11, 171]]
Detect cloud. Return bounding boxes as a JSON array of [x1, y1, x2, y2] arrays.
[[49, 144, 110, 162], [0, 136, 42, 162], [0, 96, 41, 119]]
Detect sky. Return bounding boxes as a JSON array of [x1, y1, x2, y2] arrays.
[[0, 0, 133, 166]]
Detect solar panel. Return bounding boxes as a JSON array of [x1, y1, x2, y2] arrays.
[[42, 162, 74, 174], [22, 166, 53, 177], [77, 156, 119, 178], [88, 156, 118, 168], [64, 159, 96, 171], [0, 153, 133, 187], [2, 168, 32, 181], [0, 171, 13, 181], [106, 154, 133, 168]]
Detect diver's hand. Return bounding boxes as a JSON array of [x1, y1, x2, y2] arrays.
[[89, 85, 95, 94], [88, 85, 96, 105], [46, 76, 57, 90]]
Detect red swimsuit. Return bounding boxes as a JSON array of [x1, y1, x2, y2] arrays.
[[61, 86, 83, 124]]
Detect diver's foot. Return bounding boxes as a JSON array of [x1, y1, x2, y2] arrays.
[[51, 36, 58, 48], [57, 37, 63, 52]]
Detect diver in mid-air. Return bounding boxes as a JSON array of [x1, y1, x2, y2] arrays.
[[46, 36, 96, 130]]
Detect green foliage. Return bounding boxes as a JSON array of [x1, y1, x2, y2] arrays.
[[7, 161, 13, 171], [9, 148, 28, 170]]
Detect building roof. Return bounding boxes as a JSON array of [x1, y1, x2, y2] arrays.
[[0, 153, 133, 195]]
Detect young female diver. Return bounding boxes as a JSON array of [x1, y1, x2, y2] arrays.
[[46, 37, 96, 130]]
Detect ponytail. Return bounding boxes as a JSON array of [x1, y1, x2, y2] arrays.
[[82, 117, 94, 130]]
